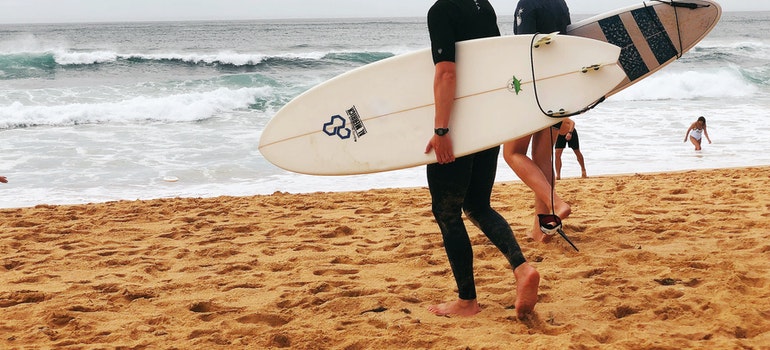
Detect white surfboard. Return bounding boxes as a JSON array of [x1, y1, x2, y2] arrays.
[[259, 34, 625, 175], [567, 0, 721, 96]]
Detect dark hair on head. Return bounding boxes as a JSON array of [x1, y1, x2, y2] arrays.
[[697, 116, 706, 125]]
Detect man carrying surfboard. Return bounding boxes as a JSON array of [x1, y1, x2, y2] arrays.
[[424, 0, 539, 320]]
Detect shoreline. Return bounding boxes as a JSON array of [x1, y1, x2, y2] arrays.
[[1, 166, 769, 348], [3, 163, 769, 210]]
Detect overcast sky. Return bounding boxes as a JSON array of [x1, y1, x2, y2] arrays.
[[0, 0, 766, 24]]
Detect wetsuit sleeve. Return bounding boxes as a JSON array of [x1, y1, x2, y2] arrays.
[[514, 0, 539, 35], [428, 2, 457, 64]]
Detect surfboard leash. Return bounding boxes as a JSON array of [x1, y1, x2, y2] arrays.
[[543, 125, 580, 252], [672, 2, 684, 58], [651, 0, 710, 10]]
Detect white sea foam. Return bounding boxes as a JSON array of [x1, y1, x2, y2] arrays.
[[122, 51, 270, 66], [0, 34, 328, 67], [612, 67, 758, 101], [53, 49, 118, 65], [0, 87, 269, 128]]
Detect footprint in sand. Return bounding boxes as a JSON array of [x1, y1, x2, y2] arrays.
[[0, 290, 46, 308], [236, 313, 291, 327]]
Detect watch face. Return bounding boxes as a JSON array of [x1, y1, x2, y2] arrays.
[[435, 128, 448, 136]]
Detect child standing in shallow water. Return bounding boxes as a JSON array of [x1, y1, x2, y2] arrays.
[[684, 116, 712, 151]]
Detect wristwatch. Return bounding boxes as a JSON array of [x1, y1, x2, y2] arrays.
[[434, 128, 449, 136]]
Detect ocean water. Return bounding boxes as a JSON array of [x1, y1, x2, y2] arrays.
[[0, 12, 768, 208]]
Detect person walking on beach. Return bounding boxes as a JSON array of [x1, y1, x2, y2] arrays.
[[684, 116, 711, 151], [555, 118, 587, 179], [424, 0, 540, 319], [502, 0, 572, 242]]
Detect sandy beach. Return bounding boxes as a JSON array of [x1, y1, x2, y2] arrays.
[[1, 166, 769, 349]]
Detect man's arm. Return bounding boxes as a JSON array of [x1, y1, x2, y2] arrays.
[[558, 118, 575, 136], [425, 61, 456, 164]]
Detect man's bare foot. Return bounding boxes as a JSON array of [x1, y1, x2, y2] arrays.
[[427, 298, 480, 317], [581, 170, 587, 178], [514, 263, 540, 319]]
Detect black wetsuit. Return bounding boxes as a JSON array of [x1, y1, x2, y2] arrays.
[[514, 0, 571, 35], [427, 0, 526, 301]]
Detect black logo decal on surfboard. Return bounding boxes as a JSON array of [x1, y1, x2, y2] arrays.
[[346, 105, 367, 141], [323, 115, 352, 140]]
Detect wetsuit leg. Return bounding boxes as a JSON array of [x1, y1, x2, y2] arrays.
[[427, 153, 477, 300], [462, 146, 527, 270]]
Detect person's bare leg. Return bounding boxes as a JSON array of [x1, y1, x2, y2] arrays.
[[555, 148, 564, 180], [503, 134, 571, 242], [530, 130, 571, 240], [530, 204, 552, 243], [427, 298, 481, 317], [531, 129, 556, 191], [514, 262, 540, 319], [690, 136, 701, 151], [574, 149, 587, 178]]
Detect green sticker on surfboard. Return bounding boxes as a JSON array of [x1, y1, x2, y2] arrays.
[[509, 75, 523, 95]]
